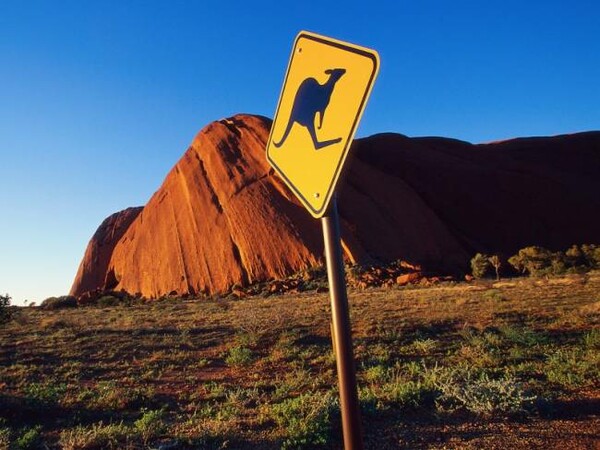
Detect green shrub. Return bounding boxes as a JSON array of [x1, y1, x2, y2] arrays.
[[580, 244, 600, 268], [389, 365, 438, 408], [508, 246, 557, 276], [500, 326, 547, 347], [508, 244, 600, 277], [545, 348, 599, 388], [40, 295, 77, 310], [562, 244, 600, 270], [59, 422, 130, 450], [363, 365, 387, 383], [564, 244, 600, 270], [15, 425, 43, 450], [384, 380, 431, 408], [273, 367, 315, 401], [366, 343, 391, 365], [77, 381, 154, 410], [582, 329, 600, 349], [360, 364, 436, 410], [271, 392, 337, 449], [358, 386, 381, 415], [411, 338, 438, 354], [0, 426, 10, 449], [24, 381, 67, 405], [134, 408, 166, 445], [470, 253, 491, 279], [225, 346, 253, 367], [97, 295, 120, 308], [565, 245, 586, 268], [0, 293, 12, 324], [434, 369, 535, 415]]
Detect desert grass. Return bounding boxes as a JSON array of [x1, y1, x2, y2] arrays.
[[0, 271, 599, 449]]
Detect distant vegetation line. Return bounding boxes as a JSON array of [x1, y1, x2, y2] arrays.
[[1, 243, 598, 314]]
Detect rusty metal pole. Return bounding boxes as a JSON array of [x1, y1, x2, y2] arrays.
[[322, 197, 363, 450]]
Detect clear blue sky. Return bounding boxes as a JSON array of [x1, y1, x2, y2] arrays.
[[1, 1, 598, 305]]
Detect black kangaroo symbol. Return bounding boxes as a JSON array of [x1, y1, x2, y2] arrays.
[[273, 68, 346, 150]]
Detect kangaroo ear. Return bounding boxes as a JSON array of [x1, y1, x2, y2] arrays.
[[324, 69, 333, 74]]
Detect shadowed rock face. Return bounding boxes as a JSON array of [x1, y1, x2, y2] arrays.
[[349, 132, 600, 256], [70, 114, 600, 298]]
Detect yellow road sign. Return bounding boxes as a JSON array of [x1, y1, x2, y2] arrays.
[[267, 31, 380, 218]]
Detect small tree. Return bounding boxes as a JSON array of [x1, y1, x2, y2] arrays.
[[488, 255, 502, 281], [470, 253, 491, 279], [581, 244, 600, 269], [0, 293, 12, 324], [549, 252, 568, 275], [565, 245, 585, 268]]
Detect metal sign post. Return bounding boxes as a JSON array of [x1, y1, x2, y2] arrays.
[[322, 197, 363, 450]]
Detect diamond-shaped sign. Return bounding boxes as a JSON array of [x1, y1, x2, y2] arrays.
[[267, 31, 380, 218]]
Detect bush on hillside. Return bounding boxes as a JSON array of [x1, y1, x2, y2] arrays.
[[97, 295, 121, 307], [40, 295, 78, 310], [0, 293, 13, 324], [580, 244, 600, 269], [77, 290, 141, 307]]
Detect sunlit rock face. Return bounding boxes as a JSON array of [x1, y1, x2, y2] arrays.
[[70, 207, 142, 297], [71, 114, 600, 298]]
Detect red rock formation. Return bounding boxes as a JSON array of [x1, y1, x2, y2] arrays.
[[350, 131, 600, 256], [70, 114, 600, 299], [104, 115, 325, 298], [70, 207, 142, 297]]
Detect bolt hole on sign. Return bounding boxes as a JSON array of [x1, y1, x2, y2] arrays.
[[267, 31, 380, 218]]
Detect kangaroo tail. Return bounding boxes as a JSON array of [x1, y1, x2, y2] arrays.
[[273, 120, 294, 148]]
